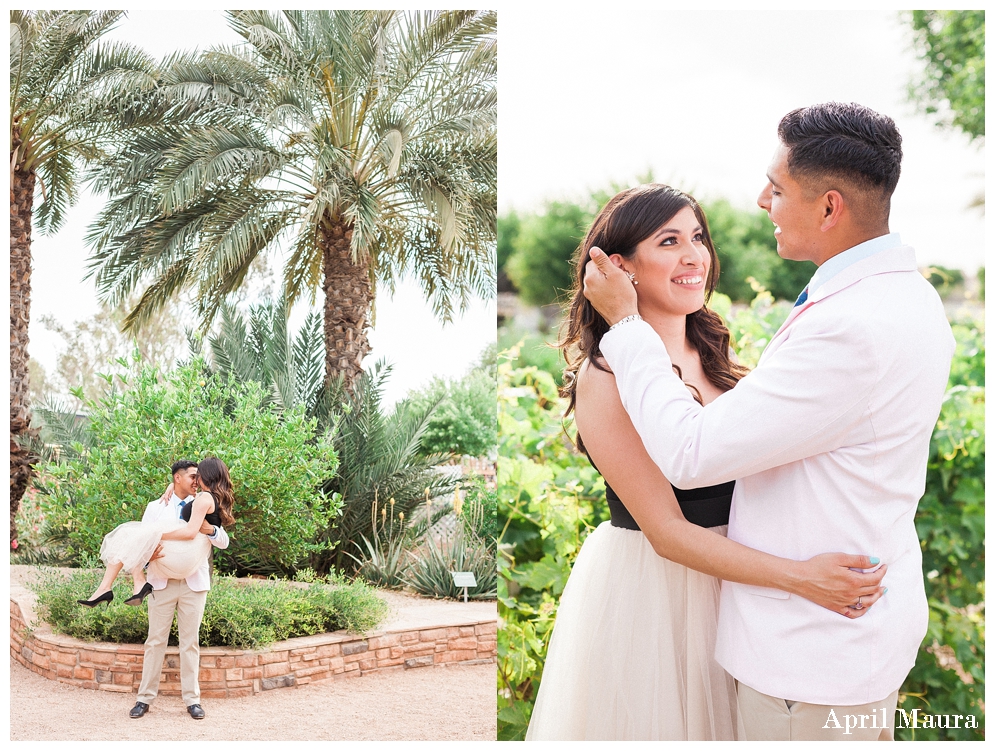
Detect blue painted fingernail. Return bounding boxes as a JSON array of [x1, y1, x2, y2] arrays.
[[884, 588, 889, 594], [869, 557, 880, 565]]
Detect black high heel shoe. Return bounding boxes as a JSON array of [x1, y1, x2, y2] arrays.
[[78, 590, 114, 608], [124, 582, 154, 607]]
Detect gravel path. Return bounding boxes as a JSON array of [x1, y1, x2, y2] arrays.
[[10, 656, 496, 741], [10, 565, 496, 741]]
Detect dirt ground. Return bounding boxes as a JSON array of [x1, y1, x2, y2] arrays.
[[9, 565, 497, 741], [10, 656, 496, 741]]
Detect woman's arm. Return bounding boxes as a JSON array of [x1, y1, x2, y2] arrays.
[[160, 492, 213, 541], [576, 361, 886, 618]]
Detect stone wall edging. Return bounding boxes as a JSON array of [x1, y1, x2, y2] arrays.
[[10, 599, 496, 698]]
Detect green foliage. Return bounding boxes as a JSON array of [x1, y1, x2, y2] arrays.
[[10, 10, 159, 233], [85, 10, 496, 333], [496, 329, 564, 384], [978, 267, 985, 302], [906, 10, 985, 141], [897, 317, 984, 740], [700, 199, 815, 302], [27, 567, 388, 649], [504, 201, 593, 307], [404, 528, 497, 600], [496, 347, 608, 739], [460, 475, 499, 548], [498, 211, 521, 276], [402, 368, 497, 458], [314, 363, 458, 573], [497, 301, 985, 741], [923, 265, 966, 298], [35, 360, 340, 576]]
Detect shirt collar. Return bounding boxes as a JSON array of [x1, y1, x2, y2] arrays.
[[809, 233, 902, 293], [171, 492, 193, 505]]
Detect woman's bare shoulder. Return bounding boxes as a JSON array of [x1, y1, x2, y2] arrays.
[[575, 356, 625, 419]]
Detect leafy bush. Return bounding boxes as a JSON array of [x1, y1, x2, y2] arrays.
[[402, 368, 497, 457], [497, 301, 985, 741], [923, 265, 966, 298], [35, 360, 340, 576], [460, 475, 499, 548], [496, 328, 564, 383], [27, 567, 389, 649], [896, 317, 985, 740], [504, 201, 593, 307]]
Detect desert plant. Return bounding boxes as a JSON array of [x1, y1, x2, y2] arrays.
[[314, 363, 459, 573], [405, 527, 497, 600]]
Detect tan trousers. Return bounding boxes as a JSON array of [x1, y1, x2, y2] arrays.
[[137, 579, 208, 707], [738, 682, 900, 741]]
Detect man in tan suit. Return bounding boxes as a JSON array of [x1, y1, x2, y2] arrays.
[[129, 460, 229, 720]]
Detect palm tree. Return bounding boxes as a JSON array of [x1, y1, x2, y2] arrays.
[[201, 295, 458, 573], [9, 10, 157, 543], [86, 10, 497, 392]]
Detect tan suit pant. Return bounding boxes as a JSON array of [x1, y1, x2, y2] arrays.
[[738, 682, 900, 741], [137, 578, 208, 707]]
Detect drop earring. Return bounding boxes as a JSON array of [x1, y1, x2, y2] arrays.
[[626, 272, 638, 286]]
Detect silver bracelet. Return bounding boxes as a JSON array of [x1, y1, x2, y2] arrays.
[[609, 314, 643, 332]]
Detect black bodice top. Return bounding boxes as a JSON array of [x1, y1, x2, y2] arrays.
[[180, 496, 222, 528], [605, 478, 734, 530]]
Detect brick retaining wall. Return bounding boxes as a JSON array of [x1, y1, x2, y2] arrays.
[[10, 599, 496, 698]]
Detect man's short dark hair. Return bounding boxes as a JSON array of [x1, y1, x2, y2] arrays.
[[778, 102, 902, 224], [171, 460, 198, 476]]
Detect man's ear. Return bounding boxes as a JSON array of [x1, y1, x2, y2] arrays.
[[820, 190, 845, 232]]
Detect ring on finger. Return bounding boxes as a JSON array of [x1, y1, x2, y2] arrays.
[[853, 595, 864, 610]]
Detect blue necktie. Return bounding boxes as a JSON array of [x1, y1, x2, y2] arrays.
[[178, 500, 186, 518], [794, 286, 809, 307]]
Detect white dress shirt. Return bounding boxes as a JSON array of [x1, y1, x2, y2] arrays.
[[600, 243, 954, 704], [141, 492, 229, 592]]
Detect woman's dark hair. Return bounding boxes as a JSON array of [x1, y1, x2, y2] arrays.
[[197, 456, 235, 527], [559, 184, 748, 449]]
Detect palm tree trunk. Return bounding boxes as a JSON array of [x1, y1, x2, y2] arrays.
[[10, 163, 38, 545], [320, 218, 372, 390]]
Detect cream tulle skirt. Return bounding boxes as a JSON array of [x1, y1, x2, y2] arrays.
[[99, 520, 211, 581], [525, 522, 741, 741]]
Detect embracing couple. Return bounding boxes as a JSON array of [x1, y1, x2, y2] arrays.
[[78, 457, 236, 720], [526, 103, 954, 741]]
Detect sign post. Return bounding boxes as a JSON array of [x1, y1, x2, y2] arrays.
[[451, 571, 477, 603]]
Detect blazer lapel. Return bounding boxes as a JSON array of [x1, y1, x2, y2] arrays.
[[762, 246, 919, 359]]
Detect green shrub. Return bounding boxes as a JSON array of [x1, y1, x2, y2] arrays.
[[923, 265, 966, 297], [460, 475, 499, 548], [35, 360, 340, 576], [496, 329, 564, 383], [402, 368, 497, 458], [27, 567, 388, 649], [896, 317, 985, 740]]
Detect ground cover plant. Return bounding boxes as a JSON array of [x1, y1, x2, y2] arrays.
[[28, 566, 388, 649]]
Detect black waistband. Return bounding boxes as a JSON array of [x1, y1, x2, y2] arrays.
[[607, 481, 733, 530]]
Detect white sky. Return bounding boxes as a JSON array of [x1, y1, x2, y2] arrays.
[[498, 9, 985, 274], [27, 10, 495, 406]]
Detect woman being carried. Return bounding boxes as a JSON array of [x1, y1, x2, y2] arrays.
[[78, 457, 236, 607], [525, 185, 886, 741]]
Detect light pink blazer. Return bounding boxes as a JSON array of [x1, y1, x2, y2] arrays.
[[141, 493, 230, 592], [600, 245, 954, 704]]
